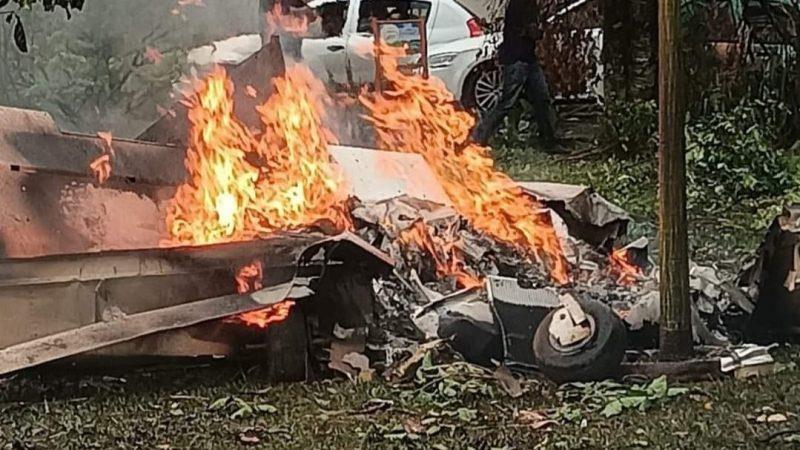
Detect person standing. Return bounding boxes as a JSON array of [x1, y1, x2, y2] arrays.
[[471, 0, 557, 150]]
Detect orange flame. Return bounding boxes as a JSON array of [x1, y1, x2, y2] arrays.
[[89, 131, 115, 184], [264, 3, 310, 38], [232, 301, 296, 329], [231, 260, 294, 329], [236, 260, 264, 294], [360, 45, 569, 284], [609, 248, 642, 286], [397, 221, 482, 289], [165, 65, 350, 246], [89, 154, 111, 184]]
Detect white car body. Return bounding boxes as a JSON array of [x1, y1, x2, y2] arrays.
[[300, 0, 496, 104], [184, 0, 603, 113]]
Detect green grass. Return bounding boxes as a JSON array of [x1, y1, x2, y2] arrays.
[[2, 354, 800, 449]]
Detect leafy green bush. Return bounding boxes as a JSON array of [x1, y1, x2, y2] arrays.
[[598, 99, 658, 156], [686, 98, 795, 210]]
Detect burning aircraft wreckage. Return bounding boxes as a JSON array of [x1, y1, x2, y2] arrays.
[[0, 40, 786, 385]]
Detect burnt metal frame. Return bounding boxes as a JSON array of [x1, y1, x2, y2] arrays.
[[372, 17, 429, 93], [0, 232, 393, 377]]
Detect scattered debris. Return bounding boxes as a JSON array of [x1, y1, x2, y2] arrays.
[[383, 339, 446, 382], [0, 99, 780, 385], [720, 344, 777, 379], [518, 182, 631, 249]]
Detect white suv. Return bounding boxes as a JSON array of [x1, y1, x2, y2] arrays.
[[300, 0, 502, 112]]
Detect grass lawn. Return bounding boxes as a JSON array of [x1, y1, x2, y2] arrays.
[[2, 147, 797, 449], [2, 353, 800, 449]]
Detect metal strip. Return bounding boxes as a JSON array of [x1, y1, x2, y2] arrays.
[[0, 281, 306, 376]]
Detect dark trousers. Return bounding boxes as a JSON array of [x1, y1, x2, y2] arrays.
[[472, 60, 555, 146]]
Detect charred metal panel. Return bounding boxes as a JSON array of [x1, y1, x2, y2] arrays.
[[0, 107, 181, 258], [0, 282, 96, 347], [0, 232, 393, 375], [0, 106, 184, 186], [0, 171, 171, 258]]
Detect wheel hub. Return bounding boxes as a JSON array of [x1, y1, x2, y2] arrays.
[[547, 308, 596, 355], [474, 68, 501, 113]]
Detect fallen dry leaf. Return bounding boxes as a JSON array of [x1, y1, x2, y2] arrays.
[[341, 352, 374, 382], [403, 417, 425, 434], [494, 364, 523, 398], [516, 410, 558, 430], [238, 432, 260, 444], [357, 398, 394, 416], [758, 413, 789, 423], [383, 339, 445, 382], [246, 85, 258, 98]]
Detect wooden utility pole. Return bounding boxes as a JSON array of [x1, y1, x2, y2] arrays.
[[658, 0, 692, 359]]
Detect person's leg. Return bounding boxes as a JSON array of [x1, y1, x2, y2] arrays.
[[524, 58, 556, 147], [471, 62, 527, 146]]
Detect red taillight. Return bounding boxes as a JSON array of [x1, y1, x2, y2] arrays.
[[467, 18, 483, 37]]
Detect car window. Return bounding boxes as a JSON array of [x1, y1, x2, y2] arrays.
[[317, 1, 350, 37], [356, 0, 432, 33]]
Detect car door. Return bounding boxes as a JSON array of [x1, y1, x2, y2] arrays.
[[301, 36, 349, 84], [342, 0, 373, 86], [299, 0, 351, 86]]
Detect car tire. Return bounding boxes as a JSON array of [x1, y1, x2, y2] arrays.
[[461, 62, 502, 115], [532, 297, 627, 384]]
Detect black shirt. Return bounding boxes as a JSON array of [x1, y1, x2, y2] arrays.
[[497, 0, 540, 64]]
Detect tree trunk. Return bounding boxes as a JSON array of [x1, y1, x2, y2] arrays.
[[658, 0, 693, 360]]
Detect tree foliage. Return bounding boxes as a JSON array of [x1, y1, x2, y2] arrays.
[[0, 6, 188, 135], [0, 0, 84, 52]]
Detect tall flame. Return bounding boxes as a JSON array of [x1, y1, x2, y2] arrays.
[[360, 46, 569, 284], [165, 66, 349, 329], [165, 65, 350, 246]]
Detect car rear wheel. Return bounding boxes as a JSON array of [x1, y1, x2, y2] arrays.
[[532, 297, 627, 384], [462, 62, 502, 115]]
